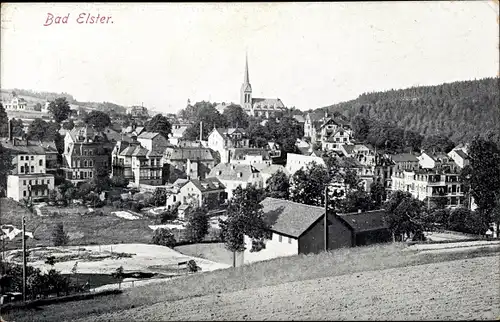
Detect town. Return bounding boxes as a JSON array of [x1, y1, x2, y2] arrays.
[[1, 2, 499, 321]]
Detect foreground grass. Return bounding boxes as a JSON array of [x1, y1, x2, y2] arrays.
[[8, 242, 500, 322]]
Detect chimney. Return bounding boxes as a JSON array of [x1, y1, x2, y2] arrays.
[[8, 118, 13, 142]]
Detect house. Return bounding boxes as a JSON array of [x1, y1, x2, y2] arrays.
[[137, 131, 171, 152], [285, 153, 325, 176], [418, 152, 458, 170], [208, 163, 263, 199], [2, 138, 55, 202], [391, 168, 466, 209], [303, 112, 325, 140], [168, 123, 190, 145], [126, 105, 149, 118], [447, 149, 469, 169], [62, 126, 112, 184], [253, 164, 289, 188], [207, 127, 250, 163], [163, 146, 217, 181], [240, 56, 286, 118], [242, 198, 391, 264], [2, 96, 28, 110], [267, 141, 281, 159], [178, 177, 226, 208], [387, 153, 420, 172], [228, 148, 272, 166]]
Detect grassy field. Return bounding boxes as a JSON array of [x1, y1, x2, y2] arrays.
[[175, 243, 233, 265], [6, 242, 500, 322], [1, 198, 153, 250], [78, 256, 500, 321]]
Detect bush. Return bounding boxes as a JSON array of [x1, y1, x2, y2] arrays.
[[110, 176, 129, 188], [52, 223, 69, 246], [185, 208, 209, 243], [187, 260, 200, 273], [151, 228, 176, 247], [112, 200, 122, 209], [447, 208, 489, 235]]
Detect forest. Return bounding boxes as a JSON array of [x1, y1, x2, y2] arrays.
[[317, 77, 499, 146]]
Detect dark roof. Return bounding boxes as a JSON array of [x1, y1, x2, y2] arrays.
[[337, 210, 389, 232], [260, 198, 325, 238], [1, 139, 47, 155], [454, 150, 469, 160], [209, 163, 260, 181], [188, 177, 225, 192], [390, 153, 419, 163]]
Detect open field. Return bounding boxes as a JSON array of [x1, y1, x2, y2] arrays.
[[6, 242, 500, 322], [76, 255, 500, 321], [5, 243, 230, 275], [175, 243, 234, 265]]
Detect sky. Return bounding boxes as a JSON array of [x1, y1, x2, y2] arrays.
[[1, 2, 498, 114]]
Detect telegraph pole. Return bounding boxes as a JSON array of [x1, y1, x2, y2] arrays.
[[324, 186, 328, 252], [22, 216, 27, 302]]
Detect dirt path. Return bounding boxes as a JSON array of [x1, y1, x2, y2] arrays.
[[77, 256, 500, 321]]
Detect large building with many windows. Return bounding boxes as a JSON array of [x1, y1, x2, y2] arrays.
[[2, 138, 55, 202], [62, 126, 110, 184]]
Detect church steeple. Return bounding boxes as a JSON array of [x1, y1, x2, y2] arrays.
[[240, 52, 253, 111]]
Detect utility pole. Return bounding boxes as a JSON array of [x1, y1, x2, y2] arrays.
[[324, 185, 328, 252], [22, 216, 27, 303]]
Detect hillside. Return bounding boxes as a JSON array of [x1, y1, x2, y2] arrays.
[[320, 77, 500, 145], [6, 242, 499, 322]]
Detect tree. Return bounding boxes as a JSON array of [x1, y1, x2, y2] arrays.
[[0, 103, 8, 137], [33, 102, 42, 111], [185, 208, 210, 243], [219, 185, 268, 267], [111, 266, 124, 289], [338, 189, 374, 213], [182, 102, 228, 141], [151, 188, 167, 207], [27, 118, 50, 141], [52, 223, 69, 246], [384, 191, 428, 241], [84, 110, 111, 131], [223, 104, 248, 128], [0, 143, 15, 196], [343, 169, 361, 191], [289, 162, 330, 207], [461, 137, 500, 236], [48, 97, 71, 123], [63, 119, 75, 130], [45, 256, 56, 266], [187, 260, 200, 273], [145, 114, 172, 139], [351, 115, 370, 142], [421, 134, 455, 153], [151, 228, 176, 247], [370, 182, 386, 208], [265, 170, 290, 200], [10, 118, 25, 137], [110, 175, 129, 188]]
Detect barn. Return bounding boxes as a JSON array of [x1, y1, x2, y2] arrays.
[[242, 198, 392, 264]]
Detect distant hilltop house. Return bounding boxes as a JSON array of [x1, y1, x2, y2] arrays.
[[240, 55, 286, 118], [127, 104, 149, 118], [2, 96, 28, 110]]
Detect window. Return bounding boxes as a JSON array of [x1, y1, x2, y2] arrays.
[[41, 179, 44, 184], [35, 190, 38, 196], [89, 172, 93, 178], [23, 180, 26, 186], [84, 160, 88, 167], [31, 156, 34, 160], [278, 235, 282, 242], [89, 160, 93, 167], [29, 180, 32, 185], [23, 191, 26, 197], [47, 179, 50, 185], [288, 237, 292, 244], [39, 159, 43, 166], [35, 180, 38, 185], [20, 166, 24, 173], [20, 156, 24, 161], [31, 166, 34, 172]]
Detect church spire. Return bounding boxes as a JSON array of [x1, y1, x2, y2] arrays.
[[244, 52, 250, 84]]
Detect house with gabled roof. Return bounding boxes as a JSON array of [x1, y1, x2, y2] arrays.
[[242, 198, 391, 265], [208, 163, 263, 199], [178, 177, 226, 209], [208, 127, 250, 163], [447, 148, 469, 169]]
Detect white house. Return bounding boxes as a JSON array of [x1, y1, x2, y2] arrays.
[[285, 153, 325, 176], [418, 152, 455, 169], [447, 149, 469, 169], [177, 177, 226, 208], [253, 164, 289, 188], [207, 127, 250, 164], [208, 163, 263, 199]]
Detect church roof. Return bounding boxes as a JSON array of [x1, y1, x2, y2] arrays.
[[252, 98, 285, 109]]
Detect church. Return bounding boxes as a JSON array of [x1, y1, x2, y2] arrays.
[[240, 55, 287, 118]]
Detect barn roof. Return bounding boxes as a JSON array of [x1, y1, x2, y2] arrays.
[[337, 209, 389, 232], [260, 198, 325, 238]]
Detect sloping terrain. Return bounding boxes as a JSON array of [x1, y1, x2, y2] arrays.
[[77, 255, 499, 321]]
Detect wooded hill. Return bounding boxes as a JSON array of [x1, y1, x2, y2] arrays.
[[318, 77, 500, 145]]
